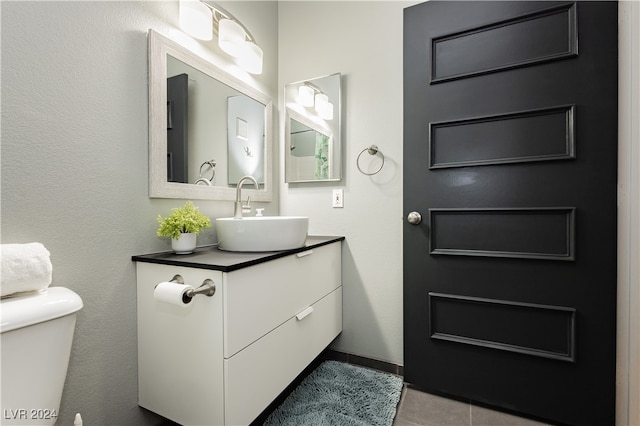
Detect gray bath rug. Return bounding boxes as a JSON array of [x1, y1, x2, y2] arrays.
[[263, 360, 404, 426]]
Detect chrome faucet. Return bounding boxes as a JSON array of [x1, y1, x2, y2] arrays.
[[234, 175, 259, 218]]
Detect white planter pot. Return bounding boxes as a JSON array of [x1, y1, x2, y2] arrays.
[[171, 233, 197, 254]]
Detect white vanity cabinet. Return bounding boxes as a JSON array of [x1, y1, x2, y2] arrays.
[[134, 237, 343, 426]]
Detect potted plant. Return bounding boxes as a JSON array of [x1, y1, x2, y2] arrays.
[[157, 201, 211, 254]]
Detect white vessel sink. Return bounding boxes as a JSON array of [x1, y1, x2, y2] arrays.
[[216, 216, 309, 252]]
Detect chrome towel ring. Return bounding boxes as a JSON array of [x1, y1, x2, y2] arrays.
[[195, 160, 216, 185], [357, 145, 385, 175]]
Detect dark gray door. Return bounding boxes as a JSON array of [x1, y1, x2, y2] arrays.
[[403, 2, 617, 425], [167, 73, 188, 183]]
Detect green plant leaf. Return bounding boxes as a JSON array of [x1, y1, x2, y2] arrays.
[[156, 201, 212, 239]]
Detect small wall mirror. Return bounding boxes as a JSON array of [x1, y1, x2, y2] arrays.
[[285, 73, 342, 182], [148, 29, 272, 201]]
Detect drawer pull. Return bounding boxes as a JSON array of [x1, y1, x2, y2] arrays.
[[296, 306, 314, 321], [296, 250, 314, 258]]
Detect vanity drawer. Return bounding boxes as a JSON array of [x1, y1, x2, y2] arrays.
[[223, 242, 341, 358], [224, 286, 342, 426]]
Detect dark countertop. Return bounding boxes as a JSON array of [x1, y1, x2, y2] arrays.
[[132, 235, 344, 272]]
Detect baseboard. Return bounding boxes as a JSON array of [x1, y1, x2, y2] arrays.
[[321, 349, 404, 377]]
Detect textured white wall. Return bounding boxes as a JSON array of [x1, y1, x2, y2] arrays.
[[279, 1, 418, 365], [1, 1, 278, 424]]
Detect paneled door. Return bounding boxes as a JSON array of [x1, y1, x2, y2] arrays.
[[403, 2, 618, 425]]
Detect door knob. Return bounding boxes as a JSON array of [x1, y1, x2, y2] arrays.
[[407, 211, 422, 225]]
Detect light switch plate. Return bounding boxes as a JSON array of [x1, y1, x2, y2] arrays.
[[332, 189, 344, 208]]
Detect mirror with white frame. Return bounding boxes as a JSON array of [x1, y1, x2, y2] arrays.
[[148, 29, 272, 201], [285, 73, 341, 183]]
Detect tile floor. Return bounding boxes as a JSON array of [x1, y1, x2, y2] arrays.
[[393, 386, 552, 426]]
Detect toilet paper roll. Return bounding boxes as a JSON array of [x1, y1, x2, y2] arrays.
[[153, 281, 194, 306]]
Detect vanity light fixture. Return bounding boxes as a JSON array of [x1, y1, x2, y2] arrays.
[[296, 82, 334, 120], [178, 0, 263, 75]]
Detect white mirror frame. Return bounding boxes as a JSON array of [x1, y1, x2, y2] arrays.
[[148, 29, 273, 201]]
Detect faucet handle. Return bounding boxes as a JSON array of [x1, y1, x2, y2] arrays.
[[242, 196, 252, 214]]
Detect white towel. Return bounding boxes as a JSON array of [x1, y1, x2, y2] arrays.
[[1, 243, 53, 297]]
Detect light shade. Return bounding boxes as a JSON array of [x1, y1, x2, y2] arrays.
[[314, 93, 329, 111], [178, 2, 264, 76], [238, 41, 263, 75], [218, 18, 246, 57], [179, 0, 213, 41], [319, 101, 334, 120], [314, 93, 334, 120], [297, 86, 315, 107]]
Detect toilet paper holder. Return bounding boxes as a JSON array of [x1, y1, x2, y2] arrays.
[[170, 274, 216, 299]]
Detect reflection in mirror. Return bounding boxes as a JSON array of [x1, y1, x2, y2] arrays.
[[167, 56, 266, 186], [285, 73, 341, 182], [227, 95, 265, 184], [148, 29, 272, 201], [287, 110, 333, 181]]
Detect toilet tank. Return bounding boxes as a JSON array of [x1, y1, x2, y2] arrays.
[[1, 287, 83, 425]]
